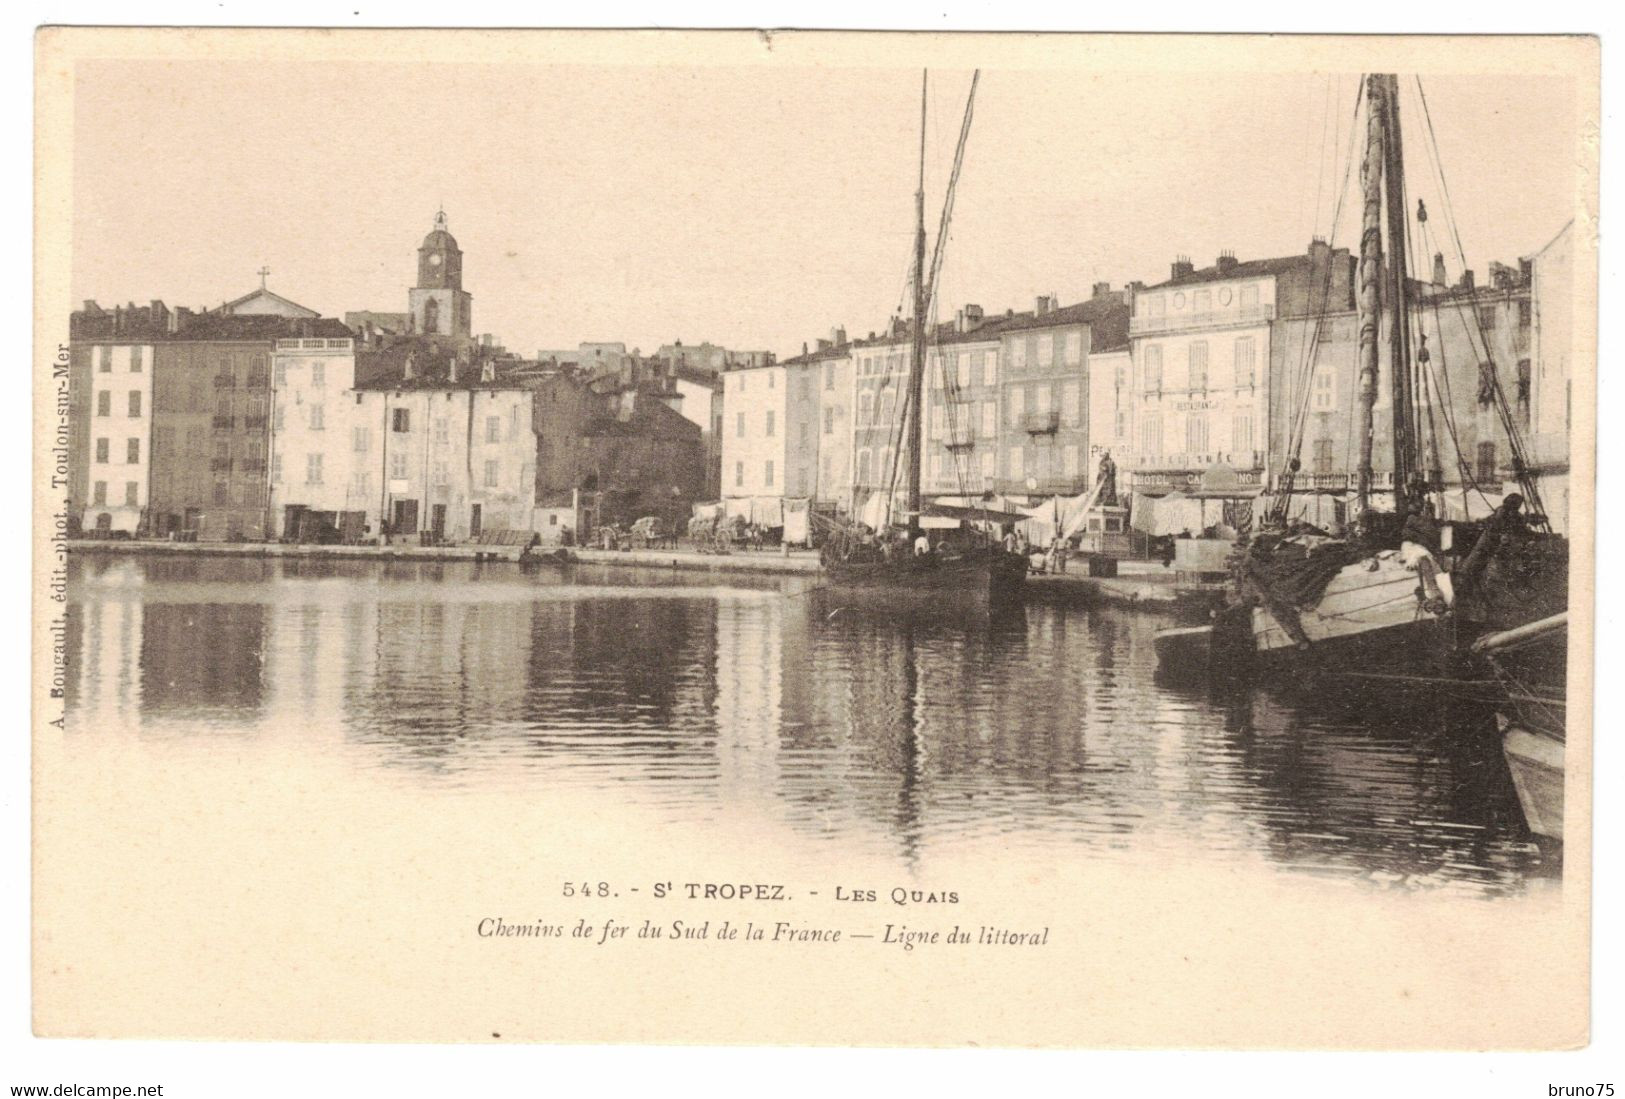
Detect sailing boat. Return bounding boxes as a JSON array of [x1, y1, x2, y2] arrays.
[[1212, 74, 1568, 672], [820, 71, 1028, 605]]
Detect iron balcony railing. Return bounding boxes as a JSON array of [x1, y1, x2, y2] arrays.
[[1021, 410, 1061, 435]]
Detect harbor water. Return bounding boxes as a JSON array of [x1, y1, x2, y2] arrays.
[[61, 554, 1555, 897]]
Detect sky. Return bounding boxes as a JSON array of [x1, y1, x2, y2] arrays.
[[69, 57, 1582, 361]]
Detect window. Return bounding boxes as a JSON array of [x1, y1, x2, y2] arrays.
[[128, 391, 142, 418], [1064, 332, 1082, 366], [392, 408, 410, 433], [825, 364, 835, 391], [274, 405, 286, 432], [92, 481, 107, 505], [1037, 334, 1054, 367], [270, 453, 282, 483], [796, 468, 809, 495], [1232, 411, 1255, 457], [1312, 369, 1336, 411], [982, 351, 996, 387], [859, 393, 872, 425], [274, 362, 287, 386], [1011, 338, 1028, 371], [1146, 294, 1166, 317], [353, 426, 370, 453], [957, 353, 971, 388], [1240, 283, 1260, 308], [1034, 384, 1051, 414], [1519, 300, 1533, 327], [1008, 446, 1024, 480], [736, 412, 745, 437], [931, 454, 944, 481], [484, 460, 499, 488], [735, 461, 744, 488], [312, 362, 325, 387], [1188, 341, 1209, 390], [1144, 345, 1163, 390], [97, 347, 111, 373], [1234, 337, 1256, 387], [981, 401, 996, 438], [1139, 415, 1162, 458], [1193, 289, 1211, 314], [1063, 445, 1079, 477], [389, 451, 407, 479], [126, 438, 139, 464], [213, 480, 229, 505], [1313, 438, 1334, 475], [767, 372, 775, 389], [1116, 410, 1128, 441], [1063, 381, 1081, 427], [486, 416, 501, 444], [857, 450, 872, 487], [765, 410, 775, 437], [824, 407, 834, 435], [306, 453, 324, 486], [95, 438, 109, 463], [764, 460, 774, 487], [1008, 386, 1025, 426], [1185, 414, 1209, 456], [1476, 441, 1498, 482], [130, 347, 143, 373], [979, 449, 995, 482], [309, 403, 324, 430], [124, 482, 139, 506], [96, 390, 110, 417]]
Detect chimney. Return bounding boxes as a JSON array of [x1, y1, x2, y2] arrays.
[[1171, 255, 1194, 279], [481, 333, 493, 348], [956, 308, 966, 333], [1035, 295, 1054, 317], [1432, 252, 1448, 286], [1308, 236, 1331, 264], [816, 338, 833, 352], [802, 341, 809, 356], [1092, 281, 1112, 299], [868, 331, 877, 341], [1216, 250, 1238, 273], [964, 303, 983, 326], [1457, 269, 1475, 292]]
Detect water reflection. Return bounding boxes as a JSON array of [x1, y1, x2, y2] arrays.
[[63, 555, 1554, 895]]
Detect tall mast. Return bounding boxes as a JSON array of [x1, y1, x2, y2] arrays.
[[1379, 73, 1417, 511], [905, 71, 928, 535], [1355, 74, 1385, 513]]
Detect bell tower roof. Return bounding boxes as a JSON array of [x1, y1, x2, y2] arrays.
[[419, 208, 459, 253]]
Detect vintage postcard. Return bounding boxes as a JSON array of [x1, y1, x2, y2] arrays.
[[32, 29, 1596, 1048]]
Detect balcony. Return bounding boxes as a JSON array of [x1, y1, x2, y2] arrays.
[[1021, 410, 1061, 435], [213, 375, 237, 389], [942, 426, 977, 450], [243, 415, 268, 430], [212, 415, 235, 431], [209, 458, 232, 472], [1129, 302, 1275, 336]]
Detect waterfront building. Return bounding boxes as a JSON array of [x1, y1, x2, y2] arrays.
[[986, 290, 1131, 504], [1127, 241, 1356, 499], [721, 353, 790, 522], [69, 298, 351, 541], [919, 305, 1010, 503], [672, 366, 724, 499], [1263, 237, 1569, 530], [267, 332, 361, 539], [1527, 221, 1577, 531]]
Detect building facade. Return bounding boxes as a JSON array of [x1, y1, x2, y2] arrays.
[[80, 342, 154, 534], [1128, 242, 1355, 497]]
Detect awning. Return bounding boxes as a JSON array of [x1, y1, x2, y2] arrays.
[[922, 501, 1031, 526]]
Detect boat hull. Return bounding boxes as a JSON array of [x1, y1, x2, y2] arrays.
[[1250, 552, 1451, 670], [1502, 721, 1564, 842], [822, 551, 1027, 604]]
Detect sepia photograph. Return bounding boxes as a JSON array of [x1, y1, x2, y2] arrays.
[[29, 27, 1596, 1056]]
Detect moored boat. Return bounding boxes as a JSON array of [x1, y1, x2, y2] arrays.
[[1470, 611, 1567, 842]]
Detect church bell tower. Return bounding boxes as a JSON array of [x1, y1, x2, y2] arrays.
[[409, 209, 473, 340]]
